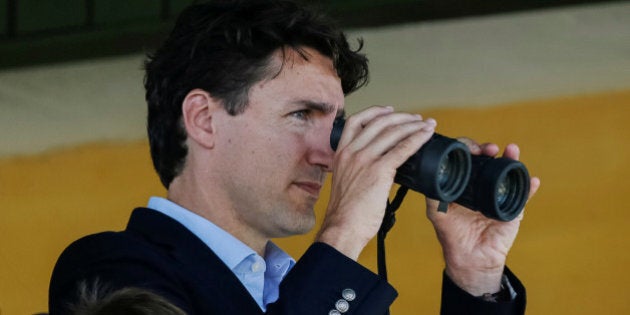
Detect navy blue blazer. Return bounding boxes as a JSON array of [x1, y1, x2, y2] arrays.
[[49, 208, 525, 314]]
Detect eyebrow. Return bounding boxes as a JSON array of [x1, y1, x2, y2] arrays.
[[296, 100, 345, 118]]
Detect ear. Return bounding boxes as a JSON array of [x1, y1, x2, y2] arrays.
[[181, 89, 222, 149]]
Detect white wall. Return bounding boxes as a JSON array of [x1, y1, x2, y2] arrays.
[[1, 1, 629, 157]]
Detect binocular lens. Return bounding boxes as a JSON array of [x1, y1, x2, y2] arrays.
[[437, 155, 451, 186], [432, 146, 470, 201], [456, 156, 530, 221], [393, 133, 470, 202], [496, 162, 530, 219], [496, 176, 510, 206]]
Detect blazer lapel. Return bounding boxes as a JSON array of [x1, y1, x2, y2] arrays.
[[126, 208, 263, 314]]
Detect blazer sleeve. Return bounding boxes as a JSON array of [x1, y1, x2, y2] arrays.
[[267, 242, 398, 315], [440, 266, 526, 315]]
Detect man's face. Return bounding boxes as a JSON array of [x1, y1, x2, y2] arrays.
[[212, 47, 345, 240]]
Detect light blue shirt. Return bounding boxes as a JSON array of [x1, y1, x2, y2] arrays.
[[147, 197, 295, 311]]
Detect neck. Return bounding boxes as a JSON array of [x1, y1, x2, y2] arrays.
[[167, 167, 269, 256]]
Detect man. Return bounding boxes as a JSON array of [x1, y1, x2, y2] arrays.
[[49, 1, 540, 314]]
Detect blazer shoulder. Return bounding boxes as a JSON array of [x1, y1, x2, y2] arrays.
[[59, 230, 151, 261], [49, 229, 190, 314], [55, 208, 186, 267]]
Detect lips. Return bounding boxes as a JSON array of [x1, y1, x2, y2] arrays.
[[294, 181, 322, 196]]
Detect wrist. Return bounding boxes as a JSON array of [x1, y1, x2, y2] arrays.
[[478, 274, 514, 302], [315, 226, 367, 261], [445, 265, 505, 296]]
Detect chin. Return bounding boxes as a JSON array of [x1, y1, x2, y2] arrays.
[[282, 210, 316, 236]]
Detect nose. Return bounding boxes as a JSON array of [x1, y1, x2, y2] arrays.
[[306, 124, 335, 172]]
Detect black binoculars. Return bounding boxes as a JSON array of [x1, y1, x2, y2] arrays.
[[330, 118, 530, 222]]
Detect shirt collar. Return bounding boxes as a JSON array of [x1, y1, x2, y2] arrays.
[[147, 197, 295, 276], [264, 241, 295, 278], [147, 196, 261, 270], [147, 196, 296, 311]]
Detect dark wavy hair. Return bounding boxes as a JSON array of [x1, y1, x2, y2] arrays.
[[144, 0, 369, 188]]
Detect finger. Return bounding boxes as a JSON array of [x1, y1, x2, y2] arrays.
[[517, 177, 540, 221], [376, 119, 436, 169], [350, 113, 423, 150], [340, 116, 435, 169], [457, 137, 501, 157], [340, 112, 437, 158], [337, 106, 395, 149], [480, 142, 500, 157], [456, 137, 481, 155], [527, 176, 541, 200], [502, 143, 520, 160], [344, 112, 427, 153]]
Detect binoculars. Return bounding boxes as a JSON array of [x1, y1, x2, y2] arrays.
[[330, 118, 530, 222]]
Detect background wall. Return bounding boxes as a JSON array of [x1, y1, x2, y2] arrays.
[[1, 2, 629, 314]]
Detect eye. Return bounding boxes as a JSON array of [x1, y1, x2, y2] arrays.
[[290, 109, 310, 121]]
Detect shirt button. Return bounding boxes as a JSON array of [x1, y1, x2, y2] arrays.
[[329, 310, 341, 315], [335, 299, 350, 313], [251, 261, 264, 273], [342, 288, 356, 301]]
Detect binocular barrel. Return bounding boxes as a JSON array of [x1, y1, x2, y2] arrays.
[[394, 133, 471, 203], [330, 118, 530, 221]]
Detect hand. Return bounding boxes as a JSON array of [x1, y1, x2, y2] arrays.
[[426, 139, 541, 296], [317, 106, 437, 260]]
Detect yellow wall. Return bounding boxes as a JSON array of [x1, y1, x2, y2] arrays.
[[1, 90, 629, 314]]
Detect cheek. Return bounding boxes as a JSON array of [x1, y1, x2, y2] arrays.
[[229, 119, 309, 170], [263, 134, 309, 169], [269, 139, 301, 163]]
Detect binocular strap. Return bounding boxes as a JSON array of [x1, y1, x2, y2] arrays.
[[377, 185, 409, 315]]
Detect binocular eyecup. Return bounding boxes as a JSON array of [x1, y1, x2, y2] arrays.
[[330, 118, 530, 222]]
